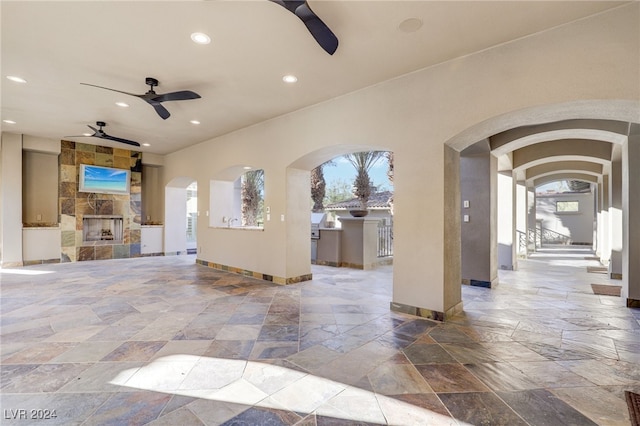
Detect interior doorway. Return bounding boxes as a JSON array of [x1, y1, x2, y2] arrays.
[[186, 181, 197, 254]]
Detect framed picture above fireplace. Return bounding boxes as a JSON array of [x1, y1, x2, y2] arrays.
[[79, 164, 131, 195]]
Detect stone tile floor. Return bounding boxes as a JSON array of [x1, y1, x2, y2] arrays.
[[1, 246, 638, 425]]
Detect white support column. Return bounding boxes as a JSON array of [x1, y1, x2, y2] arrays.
[[600, 175, 610, 265], [516, 181, 527, 258], [594, 181, 601, 256], [609, 146, 623, 279], [526, 186, 536, 253], [0, 132, 24, 266], [497, 171, 516, 270]]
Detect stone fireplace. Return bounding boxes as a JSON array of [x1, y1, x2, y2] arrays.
[[59, 140, 142, 262], [83, 215, 124, 244]]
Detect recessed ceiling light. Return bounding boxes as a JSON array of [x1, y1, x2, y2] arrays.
[[142, 143, 151, 147], [399, 18, 423, 33], [191, 32, 211, 45], [115, 102, 129, 107], [243, 166, 252, 170], [3, 119, 16, 124], [6, 76, 27, 83], [283, 75, 298, 83], [190, 120, 200, 125], [82, 133, 92, 137]]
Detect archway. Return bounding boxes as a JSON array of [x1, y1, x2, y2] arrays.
[[448, 100, 639, 305], [165, 176, 197, 256], [287, 145, 394, 276]]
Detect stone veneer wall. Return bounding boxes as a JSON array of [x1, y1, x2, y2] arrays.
[[59, 140, 142, 262]]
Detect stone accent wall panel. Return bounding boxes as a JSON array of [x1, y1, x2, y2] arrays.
[[58, 140, 141, 263]]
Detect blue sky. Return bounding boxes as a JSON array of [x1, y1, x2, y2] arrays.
[[322, 155, 392, 192]]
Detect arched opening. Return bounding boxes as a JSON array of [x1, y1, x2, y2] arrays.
[[288, 145, 394, 275], [186, 181, 198, 254], [209, 166, 265, 230], [449, 100, 638, 305], [164, 176, 197, 256]]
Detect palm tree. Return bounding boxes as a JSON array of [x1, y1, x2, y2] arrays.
[[568, 180, 590, 192], [311, 160, 333, 212], [241, 169, 264, 226], [344, 151, 385, 211]]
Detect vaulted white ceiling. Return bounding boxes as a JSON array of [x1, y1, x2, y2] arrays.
[[1, 1, 627, 154]]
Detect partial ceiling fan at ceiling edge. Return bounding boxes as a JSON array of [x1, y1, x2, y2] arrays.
[[65, 121, 140, 147], [269, 0, 338, 55], [81, 77, 201, 120]]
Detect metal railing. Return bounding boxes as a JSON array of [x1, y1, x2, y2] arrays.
[[377, 223, 393, 257], [186, 213, 197, 243], [517, 230, 527, 256], [534, 226, 572, 246]]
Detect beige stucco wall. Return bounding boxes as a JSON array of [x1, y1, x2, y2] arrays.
[[159, 4, 640, 312], [624, 126, 640, 300]]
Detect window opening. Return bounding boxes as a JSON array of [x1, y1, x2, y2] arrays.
[[556, 201, 579, 212], [241, 169, 264, 227]]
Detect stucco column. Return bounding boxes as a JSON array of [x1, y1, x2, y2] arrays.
[[594, 182, 602, 256], [339, 217, 382, 270], [391, 144, 462, 321], [285, 167, 313, 282], [609, 147, 623, 279], [516, 181, 527, 258], [164, 186, 188, 255], [624, 124, 640, 306], [0, 132, 24, 266], [526, 186, 537, 253], [600, 174, 610, 265], [460, 151, 497, 288], [497, 171, 517, 270]]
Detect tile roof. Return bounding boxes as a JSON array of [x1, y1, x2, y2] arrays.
[[325, 191, 393, 210]]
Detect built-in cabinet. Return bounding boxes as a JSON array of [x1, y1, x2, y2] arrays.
[[23, 225, 165, 263], [141, 225, 164, 255], [22, 227, 61, 263]]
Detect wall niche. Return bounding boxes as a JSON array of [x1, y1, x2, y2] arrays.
[[59, 140, 142, 262]]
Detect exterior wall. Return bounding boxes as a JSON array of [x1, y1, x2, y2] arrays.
[[536, 192, 595, 244]]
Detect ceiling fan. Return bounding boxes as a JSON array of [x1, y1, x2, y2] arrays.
[[81, 77, 201, 120], [66, 121, 140, 147], [269, 0, 338, 55]]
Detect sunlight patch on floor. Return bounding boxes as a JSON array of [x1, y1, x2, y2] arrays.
[[111, 355, 465, 425]]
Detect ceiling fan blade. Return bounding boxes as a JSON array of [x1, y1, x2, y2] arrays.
[[295, 2, 338, 55], [270, 0, 304, 14], [152, 90, 201, 103], [87, 125, 99, 133], [80, 83, 140, 98], [101, 133, 141, 147], [149, 102, 171, 120]]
